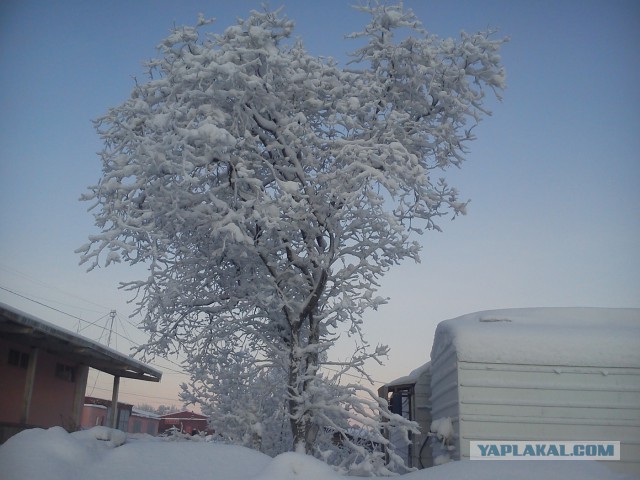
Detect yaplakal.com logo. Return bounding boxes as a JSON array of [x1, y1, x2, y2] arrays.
[[470, 441, 620, 460]]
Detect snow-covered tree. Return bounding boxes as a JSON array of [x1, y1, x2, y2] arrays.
[[135, 403, 179, 416], [181, 348, 292, 455], [78, 3, 506, 472]]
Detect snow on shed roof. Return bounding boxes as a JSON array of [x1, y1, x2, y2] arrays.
[[431, 307, 640, 368], [132, 408, 160, 419]]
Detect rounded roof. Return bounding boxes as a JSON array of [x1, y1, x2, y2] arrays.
[[431, 307, 640, 368]]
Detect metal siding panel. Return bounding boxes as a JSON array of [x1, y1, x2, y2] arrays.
[[459, 403, 640, 421], [456, 362, 640, 475], [460, 389, 640, 410], [461, 418, 640, 439], [430, 344, 460, 460], [431, 346, 459, 419], [459, 363, 640, 389]]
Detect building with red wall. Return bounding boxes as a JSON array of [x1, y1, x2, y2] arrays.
[[0, 303, 162, 443], [159, 411, 211, 435], [0, 337, 87, 436], [81, 396, 133, 432], [81, 402, 109, 429], [129, 407, 160, 435], [80, 397, 160, 435]]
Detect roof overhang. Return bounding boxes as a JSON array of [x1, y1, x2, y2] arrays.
[[0, 303, 162, 382]]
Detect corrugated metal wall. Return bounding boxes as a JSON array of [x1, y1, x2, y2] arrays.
[[457, 361, 640, 476], [430, 344, 460, 460]]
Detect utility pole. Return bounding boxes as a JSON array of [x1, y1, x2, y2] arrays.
[[106, 310, 116, 347]]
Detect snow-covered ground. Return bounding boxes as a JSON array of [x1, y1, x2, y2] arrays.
[[0, 426, 636, 480]]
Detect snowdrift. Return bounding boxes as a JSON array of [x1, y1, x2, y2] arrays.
[[0, 427, 635, 480]]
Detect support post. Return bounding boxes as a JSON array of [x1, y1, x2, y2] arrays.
[[110, 376, 120, 429], [71, 365, 89, 430], [20, 348, 39, 425]]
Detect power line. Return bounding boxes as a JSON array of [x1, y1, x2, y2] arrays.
[[0, 262, 109, 313], [0, 285, 91, 324], [78, 311, 112, 334], [1, 284, 386, 385], [1, 284, 136, 348], [0, 285, 188, 397], [0, 284, 188, 376], [89, 384, 182, 403]]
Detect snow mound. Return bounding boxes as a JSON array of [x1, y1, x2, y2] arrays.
[[404, 459, 637, 480], [72, 426, 127, 446], [0, 427, 635, 480], [0, 427, 271, 480], [0, 427, 100, 480], [249, 451, 338, 479]]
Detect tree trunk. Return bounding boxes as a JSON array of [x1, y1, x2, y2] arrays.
[[287, 315, 321, 454], [288, 348, 308, 453]]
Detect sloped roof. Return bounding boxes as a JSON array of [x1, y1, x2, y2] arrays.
[[431, 307, 640, 368], [132, 408, 160, 419], [385, 361, 430, 388], [160, 411, 208, 420], [0, 303, 162, 382]]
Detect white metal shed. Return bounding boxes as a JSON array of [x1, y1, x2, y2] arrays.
[[430, 307, 640, 476]]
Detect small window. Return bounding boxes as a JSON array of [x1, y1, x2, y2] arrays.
[[8, 349, 29, 368], [55, 363, 75, 382]]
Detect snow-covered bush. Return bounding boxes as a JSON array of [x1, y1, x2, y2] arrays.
[[429, 417, 455, 465]]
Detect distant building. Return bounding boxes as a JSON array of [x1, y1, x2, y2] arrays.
[[81, 402, 109, 429], [129, 407, 160, 435], [159, 411, 210, 435], [80, 397, 160, 435], [81, 396, 133, 432], [0, 303, 162, 443]]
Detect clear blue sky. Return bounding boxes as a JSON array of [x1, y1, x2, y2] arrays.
[[1, 0, 639, 406]]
